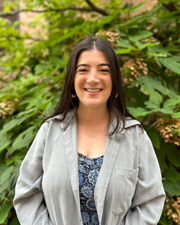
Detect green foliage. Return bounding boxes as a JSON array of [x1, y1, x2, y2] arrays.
[[0, 0, 180, 224]]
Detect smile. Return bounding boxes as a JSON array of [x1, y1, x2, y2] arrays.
[[85, 88, 102, 93]]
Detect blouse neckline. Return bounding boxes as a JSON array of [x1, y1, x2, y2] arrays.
[[78, 152, 104, 160]]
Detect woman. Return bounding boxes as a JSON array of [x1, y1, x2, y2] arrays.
[[14, 37, 165, 225]]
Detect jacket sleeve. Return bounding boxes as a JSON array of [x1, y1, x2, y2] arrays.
[[124, 131, 165, 225], [13, 122, 54, 225]]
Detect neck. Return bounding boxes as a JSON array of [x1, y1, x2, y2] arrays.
[[77, 106, 110, 125]]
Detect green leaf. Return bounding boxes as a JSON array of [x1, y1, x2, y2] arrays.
[[135, 41, 149, 49], [0, 134, 11, 153], [163, 179, 180, 196], [163, 164, 180, 182], [163, 96, 180, 108], [172, 112, 180, 119], [9, 164, 20, 188], [0, 108, 38, 135], [131, 1, 145, 11], [6, 155, 24, 166], [168, 149, 180, 167], [0, 166, 13, 185], [0, 180, 9, 195], [0, 202, 12, 223], [127, 107, 153, 118], [30, 117, 44, 125], [144, 99, 161, 109], [162, 142, 180, 167], [9, 216, 20, 225], [38, 97, 53, 110], [129, 30, 152, 42], [16, 107, 38, 118], [136, 41, 159, 49], [165, 45, 180, 52], [116, 38, 132, 48], [147, 128, 160, 149], [34, 64, 51, 75], [155, 148, 167, 173], [98, 11, 119, 26], [158, 107, 174, 115], [55, 24, 83, 43], [135, 75, 173, 104], [148, 45, 171, 57], [19, 88, 51, 110], [0, 119, 20, 135], [159, 56, 180, 74], [12, 126, 37, 151], [115, 47, 134, 54]]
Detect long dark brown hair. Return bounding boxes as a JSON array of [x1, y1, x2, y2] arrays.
[[43, 37, 136, 134]]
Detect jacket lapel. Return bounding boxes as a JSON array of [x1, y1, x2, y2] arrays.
[[94, 121, 126, 224], [61, 113, 82, 220]]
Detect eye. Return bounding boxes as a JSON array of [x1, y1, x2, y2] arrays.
[[77, 68, 88, 73], [101, 69, 109, 72], [100, 69, 110, 73]]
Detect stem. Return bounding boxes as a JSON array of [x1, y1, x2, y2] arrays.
[[85, 0, 109, 16], [0, 3, 108, 18]]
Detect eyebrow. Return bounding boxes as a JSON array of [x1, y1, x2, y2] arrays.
[[76, 63, 110, 69]]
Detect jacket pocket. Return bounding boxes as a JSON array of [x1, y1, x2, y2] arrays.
[[112, 167, 139, 216]]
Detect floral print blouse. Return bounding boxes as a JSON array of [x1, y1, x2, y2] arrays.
[[78, 152, 104, 225]]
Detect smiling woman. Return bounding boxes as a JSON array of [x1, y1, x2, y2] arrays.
[[74, 50, 112, 111], [13, 37, 165, 225]]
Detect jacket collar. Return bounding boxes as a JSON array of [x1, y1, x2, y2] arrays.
[[46, 109, 77, 130]]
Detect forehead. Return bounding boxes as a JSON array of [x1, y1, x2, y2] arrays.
[[77, 50, 109, 65]]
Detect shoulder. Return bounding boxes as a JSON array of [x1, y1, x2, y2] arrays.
[[123, 119, 154, 151], [110, 116, 145, 142], [111, 115, 142, 132], [43, 109, 76, 130], [124, 117, 141, 129]]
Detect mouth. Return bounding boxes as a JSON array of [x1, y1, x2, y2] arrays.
[[84, 88, 102, 93]]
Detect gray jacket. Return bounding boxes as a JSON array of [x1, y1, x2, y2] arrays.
[[13, 110, 165, 225]]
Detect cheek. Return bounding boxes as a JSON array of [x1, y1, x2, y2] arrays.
[[106, 76, 112, 91], [74, 75, 85, 91]]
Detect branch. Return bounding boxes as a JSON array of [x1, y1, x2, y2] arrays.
[[85, 0, 109, 16], [0, 6, 100, 17], [0, 35, 41, 41], [162, 2, 177, 12]]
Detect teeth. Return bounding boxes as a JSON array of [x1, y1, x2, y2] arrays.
[[86, 89, 101, 92]]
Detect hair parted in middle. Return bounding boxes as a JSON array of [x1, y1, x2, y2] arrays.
[[44, 37, 135, 134]]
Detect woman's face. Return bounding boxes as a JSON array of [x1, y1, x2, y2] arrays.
[[74, 50, 112, 111]]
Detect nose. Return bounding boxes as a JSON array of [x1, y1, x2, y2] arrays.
[[87, 70, 100, 84]]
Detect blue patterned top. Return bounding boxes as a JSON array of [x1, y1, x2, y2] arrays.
[[78, 152, 104, 225]]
